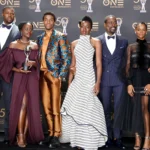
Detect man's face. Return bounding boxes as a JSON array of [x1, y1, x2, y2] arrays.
[[104, 16, 117, 35], [43, 15, 55, 30], [2, 8, 15, 24]]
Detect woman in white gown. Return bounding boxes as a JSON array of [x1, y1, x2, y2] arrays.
[[59, 16, 108, 150]]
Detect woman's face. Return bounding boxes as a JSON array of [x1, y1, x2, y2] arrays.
[[21, 23, 33, 39], [135, 24, 147, 40], [80, 21, 91, 35]]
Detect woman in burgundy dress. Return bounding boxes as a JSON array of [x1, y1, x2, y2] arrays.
[[0, 22, 44, 147]]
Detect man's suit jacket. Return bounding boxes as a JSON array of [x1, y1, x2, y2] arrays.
[[0, 24, 20, 52], [97, 34, 128, 86], [37, 29, 71, 78]]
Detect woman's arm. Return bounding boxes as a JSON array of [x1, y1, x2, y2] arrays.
[[126, 45, 135, 97], [93, 39, 102, 95], [68, 41, 76, 87]]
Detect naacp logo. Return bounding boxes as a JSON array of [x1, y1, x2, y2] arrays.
[[29, 0, 41, 12], [55, 17, 69, 35], [116, 18, 122, 36], [50, 0, 71, 8], [32, 22, 45, 30], [133, 0, 147, 13], [80, 0, 94, 12], [0, 0, 20, 7], [103, 0, 124, 8]]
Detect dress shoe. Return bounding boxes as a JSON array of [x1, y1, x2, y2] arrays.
[[114, 139, 126, 149], [39, 136, 53, 146], [105, 138, 114, 148], [49, 136, 60, 149]]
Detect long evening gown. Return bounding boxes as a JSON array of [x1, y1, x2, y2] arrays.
[[0, 48, 44, 144], [59, 35, 107, 150]]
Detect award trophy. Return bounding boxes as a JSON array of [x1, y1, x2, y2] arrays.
[[62, 18, 68, 35], [87, 0, 93, 13], [140, 0, 147, 13], [23, 45, 31, 71], [116, 18, 122, 36], [35, 0, 41, 12]]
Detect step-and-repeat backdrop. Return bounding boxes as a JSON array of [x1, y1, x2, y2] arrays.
[[0, 0, 150, 134]]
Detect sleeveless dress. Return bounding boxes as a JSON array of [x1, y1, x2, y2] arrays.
[[59, 35, 107, 150]]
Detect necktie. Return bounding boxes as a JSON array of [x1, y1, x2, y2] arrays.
[[107, 36, 115, 40], [2, 24, 11, 29]]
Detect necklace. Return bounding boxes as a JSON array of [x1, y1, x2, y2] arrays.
[[20, 39, 30, 44]]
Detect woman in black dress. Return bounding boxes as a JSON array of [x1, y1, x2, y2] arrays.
[[126, 22, 150, 150]]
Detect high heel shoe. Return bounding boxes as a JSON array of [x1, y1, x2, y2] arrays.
[[16, 133, 26, 148], [142, 136, 150, 150], [134, 133, 141, 150]]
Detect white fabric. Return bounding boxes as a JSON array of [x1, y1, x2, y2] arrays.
[[60, 35, 108, 150], [105, 32, 116, 55], [0, 22, 13, 49]]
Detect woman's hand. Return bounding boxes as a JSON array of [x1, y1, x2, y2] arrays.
[[93, 82, 100, 95], [18, 67, 31, 74], [144, 84, 150, 95], [26, 60, 36, 68], [148, 68, 150, 73], [127, 85, 135, 97]]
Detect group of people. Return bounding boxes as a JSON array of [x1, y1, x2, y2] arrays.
[[0, 6, 150, 150]]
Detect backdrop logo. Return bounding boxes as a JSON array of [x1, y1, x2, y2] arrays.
[[0, 0, 20, 7], [80, 0, 94, 12], [103, 0, 124, 8], [29, 0, 41, 12], [133, 0, 147, 13], [50, 0, 71, 8], [132, 22, 150, 32], [32, 22, 45, 30], [55, 17, 69, 35], [116, 17, 122, 36], [92, 22, 99, 31]]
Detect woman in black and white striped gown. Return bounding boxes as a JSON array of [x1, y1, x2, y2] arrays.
[[59, 16, 107, 150]]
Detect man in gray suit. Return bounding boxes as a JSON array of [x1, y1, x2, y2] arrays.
[[0, 6, 20, 144], [97, 15, 128, 149]]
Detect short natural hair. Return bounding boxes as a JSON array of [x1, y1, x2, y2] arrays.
[[104, 15, 116, 23], [18, 22, 33, 31], [2, 6, 15, 13], [79, 16, 93, 29], [42, 12, 56, 22]]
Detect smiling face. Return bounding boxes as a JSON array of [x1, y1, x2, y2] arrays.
[[104, 16, 117, 35], [43, 14, 55, 31], [135, 23, 147, 40], [80, 21, 92, 35], [2, 8, 15, 24], [21, 23, 33, 39]]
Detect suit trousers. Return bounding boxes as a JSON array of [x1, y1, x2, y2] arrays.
[[0, 76, 12, 140], [40, 71, 61, 137], [99, 84, 125, 139]]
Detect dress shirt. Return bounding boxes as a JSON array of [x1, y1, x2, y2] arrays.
[[0, 22, 14, 49], [105, 32, 116, 55]]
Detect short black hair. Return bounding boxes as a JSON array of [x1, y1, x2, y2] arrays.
[[135, 22, 147, 30], [79, 16, 93, 29], [42, 12, 56, 22], [2, 6, 15, 13], [104, 15, 116, 23], [18, 22, 33, 31]]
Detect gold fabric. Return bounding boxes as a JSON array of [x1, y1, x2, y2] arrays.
[[40, 71, 61, 137]]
